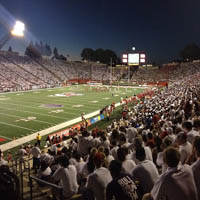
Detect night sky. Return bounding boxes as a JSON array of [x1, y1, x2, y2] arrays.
[[0, 0, 200, 63]]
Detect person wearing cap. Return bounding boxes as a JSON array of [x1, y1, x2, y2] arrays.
[[86, 152, 112, 200], [106, 160, 140, 200], [143, 147, 198, 200]]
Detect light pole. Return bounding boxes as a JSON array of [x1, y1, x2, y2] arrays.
[[110, 57, 112, 85], [128, 64, 130, 83]]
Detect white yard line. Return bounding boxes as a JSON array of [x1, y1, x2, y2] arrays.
[[0, 112, 56, 125], [0, 121, 37, 131], [10, 95, 109, 108], [0, 104, 69, 120], [0, 99, 95, 114], [0, 102, 122, 152], [0, 86, 63, 95], [0, 135, 12, 141], [0, 99, 83, 116]]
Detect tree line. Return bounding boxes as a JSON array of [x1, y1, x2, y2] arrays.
[[81, 48, 121, 65], [24, 41, 67, 60], [7, 41, 200, 64], [180, 43, 200, 61]]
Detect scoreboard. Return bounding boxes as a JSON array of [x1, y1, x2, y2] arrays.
[[122, 53, 146, 66]]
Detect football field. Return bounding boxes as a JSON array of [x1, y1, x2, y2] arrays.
[[0, 85, 144, 145]]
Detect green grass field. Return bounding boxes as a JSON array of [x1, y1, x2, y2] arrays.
[[0, 85, 143, 145]]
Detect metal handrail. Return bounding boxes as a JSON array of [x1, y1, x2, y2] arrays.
[[9, 157, 31, 199], [29, 175, 63, 200]]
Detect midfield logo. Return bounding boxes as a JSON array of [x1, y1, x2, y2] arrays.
[[54, 92, 84, 97]]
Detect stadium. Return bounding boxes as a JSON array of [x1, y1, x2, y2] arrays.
[[1, 1, 200, 200]]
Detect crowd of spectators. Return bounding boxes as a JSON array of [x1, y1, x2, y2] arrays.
[[1, 69, 200, 199], [131, 61, 200, 84], [0, 54, 112, 92], [1, 53, 200, 199]]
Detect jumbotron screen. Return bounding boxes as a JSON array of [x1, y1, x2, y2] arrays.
[[128, 53, 140, 65], [122, 53, 146, 65]]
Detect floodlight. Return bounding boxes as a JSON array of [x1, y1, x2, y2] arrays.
[[10, 21, 25, 37]]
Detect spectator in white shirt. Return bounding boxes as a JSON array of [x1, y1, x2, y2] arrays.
[[117, 147, 136, 174], [132, 147, 159, 194], [30, 143, 41, 173], [86, 152, 112, 200], [191, 136, 200, 200], [176, 131, 192, 164], [37, 160, 52, 183], [182, 121, 199, 144], [130, 136, 153, 164], [143, 147, 198, 200], [77, 130, 92, 157], [156, 136, 173, 174], [110, 140, 119, 160], [52, 155, 79, 199], [0, 151, 8, 166]]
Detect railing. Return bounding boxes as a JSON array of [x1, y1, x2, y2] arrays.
[[9, 158, 31, 200], [29, 175, 63, 200]]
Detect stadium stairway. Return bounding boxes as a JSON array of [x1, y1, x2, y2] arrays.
[[52, 60, 70, 80], [32, 58, 62, 83]]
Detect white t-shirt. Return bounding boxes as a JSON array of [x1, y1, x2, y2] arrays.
[[179, 142, 192, 164], [131, 146, 153, 164], [131, 160, 159, 193], [30, 147, 41, 158], [127, 127, 138, 143], [38, 166, 52, 178], [110, 146, 119, 160], [187, 130, 199, 144], [156, 152, 168, 174], [51, 144, 58, 154], [89, 137, 101, 148], [18, 148, 27, 160], [0, 158, 8, 166], [151, 165, 198, 200], [101, 139, 110, 149], [53, 165, 79, 198], [191, 158, 200, 200], [122, 159, 136, 174], [40, 153, 54, 165], [106, 155, 114, 166], [87, 167, 112, 200], [75, 161, 85, 174], [77, 135, 92, 156], [79, 162, 90, 178]]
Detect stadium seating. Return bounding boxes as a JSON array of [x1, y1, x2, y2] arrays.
[[1, 54, 200, 199]]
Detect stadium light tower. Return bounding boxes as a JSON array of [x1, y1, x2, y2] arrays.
[[0, 20, 25, 49]]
